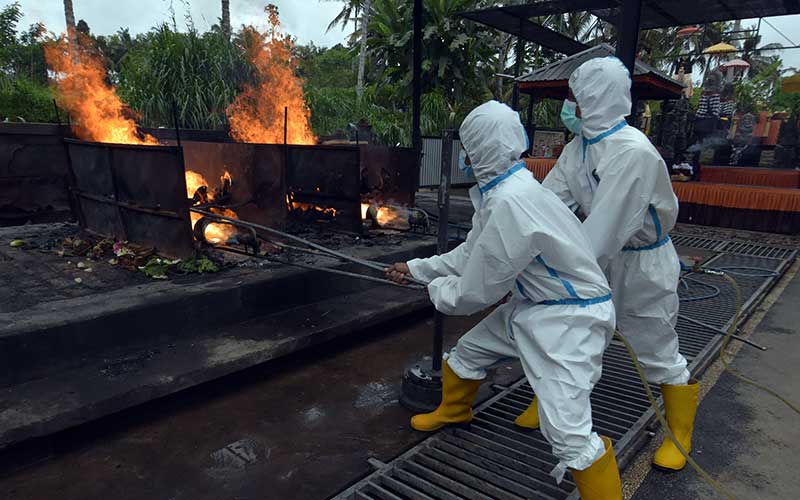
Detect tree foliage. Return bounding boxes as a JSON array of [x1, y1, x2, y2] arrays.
[[0, 2, 56, 122], [1, 0, 796, 145], [118, 24, 252, 129]]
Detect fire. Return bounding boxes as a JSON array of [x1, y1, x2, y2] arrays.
[[186, 169, 239, 244], [185, 171, 209, 199], [375, 206, 406, 227], [361, 201, 408, 228], [286, 194, 337, 217], [227, 5, 316, 145], [43, 35, 157, 145]]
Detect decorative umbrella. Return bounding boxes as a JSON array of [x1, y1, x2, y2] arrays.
[[677, 26, 702, 38], [782, 73, 800, 93], [721, 58, 750, 69], [703, 42, 737, 55]]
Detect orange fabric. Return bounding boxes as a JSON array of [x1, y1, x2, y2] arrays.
[[699, 166, 800, 188], [525, 158, 557, 182], [767, 119, 782, 146], [673, 182, 800, 212]]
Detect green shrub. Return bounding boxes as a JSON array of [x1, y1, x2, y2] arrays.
[[0, 77, 58, 122]]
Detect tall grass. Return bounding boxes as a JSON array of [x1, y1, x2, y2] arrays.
[[118, 25, 252, 130]]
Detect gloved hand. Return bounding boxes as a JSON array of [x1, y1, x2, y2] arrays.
[[385, 262, 411, 284]]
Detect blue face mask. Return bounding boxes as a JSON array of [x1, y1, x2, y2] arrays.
[[458, 149, 474, 178], [560, 100, 583, 135]]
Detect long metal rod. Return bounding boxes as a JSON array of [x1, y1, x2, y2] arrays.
[[214, 244, 424, 290], [191, 208, 428, 286], [678, 313, 767, 351], [271, 240, 392, 270]]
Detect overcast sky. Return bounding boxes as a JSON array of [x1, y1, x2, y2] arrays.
[[18, 1, 351, 47], [15, 1, 800, 69]]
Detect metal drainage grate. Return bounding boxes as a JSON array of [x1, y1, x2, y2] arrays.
[[334, 252, 793, 500], [671, 233, 796, 259]]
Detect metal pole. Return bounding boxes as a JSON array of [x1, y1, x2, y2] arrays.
[[615, 0, 642, 121], [511, 20, 525, 111], [171, 100, 182, 147], [432, 129, 454, 372], [52, 99, 62, 125], [526, 96, 535, 155], [615, 0, 642, 76], [412, 0, 423, 153], [283, 106, 288, 145]]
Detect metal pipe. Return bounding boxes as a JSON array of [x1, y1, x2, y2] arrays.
[[272, 240, 391, 269], [678, 314, 767, 351], [411, 0, 423, 153], [171, 100, 182, 147], [52, 99, 62, 125], [190, 208, 428, 286], [511, 18, 525, 111], [214, 244, 424, 290], [432, 129, 455, 372], [615, 0, 642, 121]]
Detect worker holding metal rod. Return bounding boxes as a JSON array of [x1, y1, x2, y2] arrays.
[[386, 101, 622, 499], [542, 57, 697, 473]]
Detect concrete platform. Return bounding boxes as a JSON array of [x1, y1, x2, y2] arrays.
[[0, 312, 524, 500], [0, 222, 438, 451]]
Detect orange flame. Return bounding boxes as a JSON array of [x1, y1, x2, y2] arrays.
[[43, 35, 157, 145], [227, 5, 316, 145], [186, 169, 239, 244], [375, 206, 406, 227], [286, 194, 337, 217], [361, 201, 409, 229]]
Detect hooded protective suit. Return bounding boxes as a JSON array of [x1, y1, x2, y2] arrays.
[[406, 101, 616, 477], [543, 57, 690, 386]]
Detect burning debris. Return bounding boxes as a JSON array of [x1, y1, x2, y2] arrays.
[[43, 6, 421, 266], [185, 169, 242, 244]]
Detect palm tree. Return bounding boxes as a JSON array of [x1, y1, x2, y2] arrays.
[[63, 0, 78, 52], [325, 0, 365, 37], [356, 0, 372, 101], [326, 0, 372, 101], [221, 0, 231, 40]]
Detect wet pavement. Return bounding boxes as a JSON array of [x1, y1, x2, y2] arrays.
[[631, 269, 800, 499], [0, 308, 523, 500]]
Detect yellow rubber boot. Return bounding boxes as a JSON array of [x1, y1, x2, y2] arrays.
[[411, 362, 481, 432], [514, 397, 540, 429], [571, 436, 622, 500], [653, 380, 700, 471]]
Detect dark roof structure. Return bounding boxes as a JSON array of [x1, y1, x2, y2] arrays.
[[517, 44, 684, 99], [462, 1, 800, 40], [460, 7, 589, 55]]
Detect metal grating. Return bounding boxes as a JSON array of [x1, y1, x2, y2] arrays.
[[671, 233, 796, 260], [420, 137, 474, 188], [334, 251, 794, 500]]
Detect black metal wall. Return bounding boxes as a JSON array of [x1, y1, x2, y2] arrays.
[[0, 123, 73, 226]]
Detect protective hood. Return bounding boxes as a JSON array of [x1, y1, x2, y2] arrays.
[[459, 100, 528, 188], [568, 57, 631, 138]]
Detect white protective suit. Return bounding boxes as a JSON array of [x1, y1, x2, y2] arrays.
[[407, 101, 616, 478], [543, 57, 690, 385]]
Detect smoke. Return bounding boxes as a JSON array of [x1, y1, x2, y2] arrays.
[[686, 133, 729, 153]]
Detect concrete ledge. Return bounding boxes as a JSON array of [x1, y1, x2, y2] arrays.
[[0, 285, 431, 451], [0, 236, 436, 387]]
